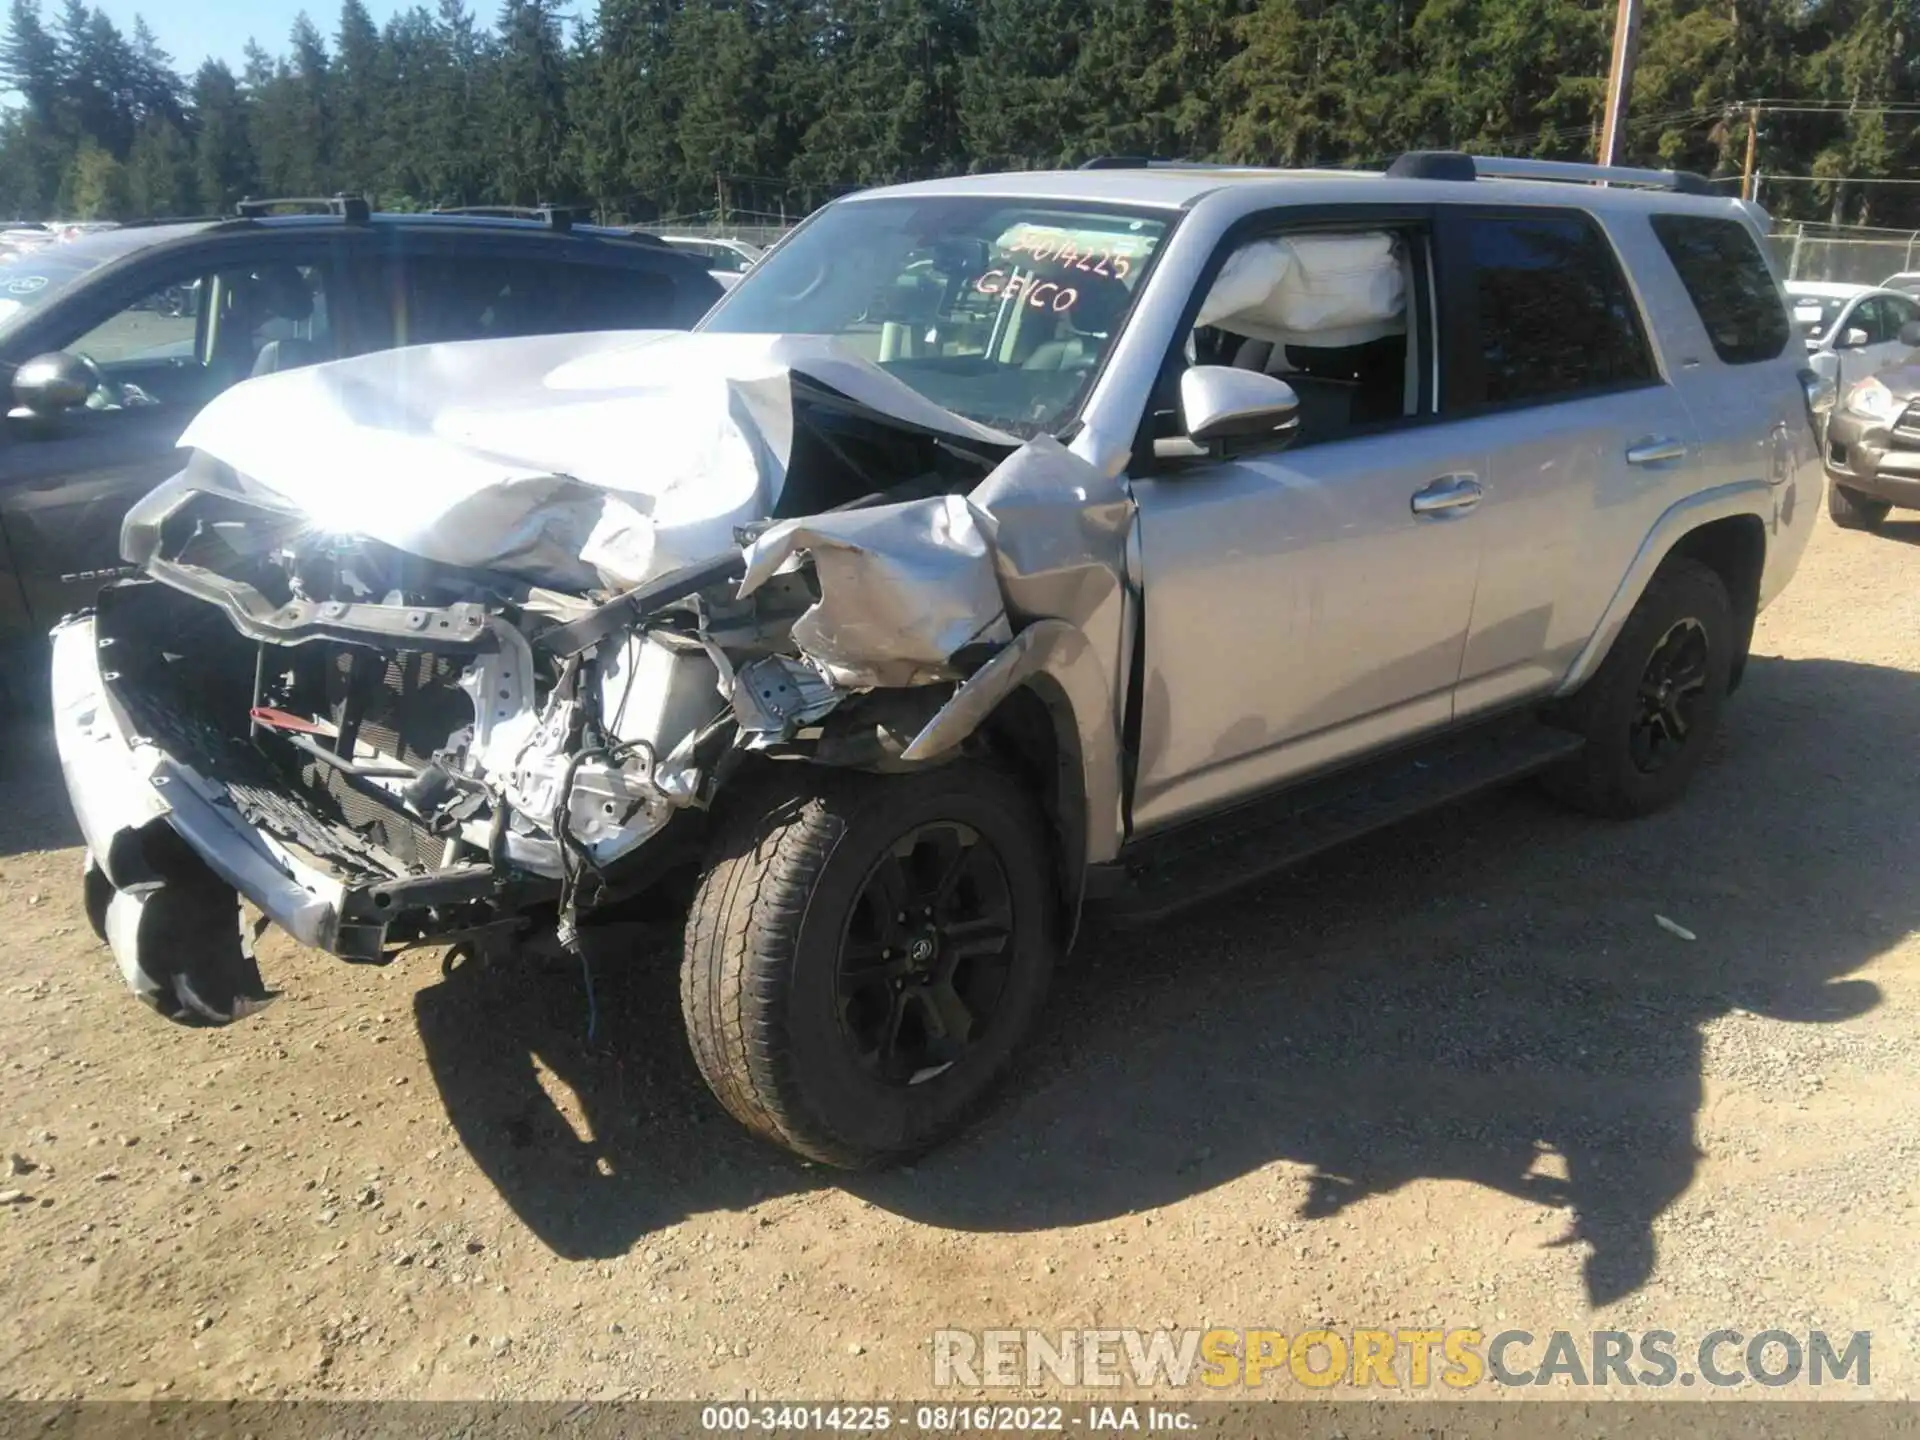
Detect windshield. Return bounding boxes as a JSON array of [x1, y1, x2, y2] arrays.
[[0, 244, 115, 335], [700, 197, 1172, 436]]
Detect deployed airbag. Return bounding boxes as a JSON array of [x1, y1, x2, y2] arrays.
[[1196, 232, 1406, 349]]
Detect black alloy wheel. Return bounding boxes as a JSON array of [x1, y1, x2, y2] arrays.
[[1628, 617, 1711, 774], [836, 822, 1015, 1086]]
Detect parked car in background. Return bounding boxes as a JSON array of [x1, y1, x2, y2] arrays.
[[652, 234, 765, 289], [1880, 271, 1920, 297], [1, 224, 56, 261], [51, 153, 1820, 1167], [1786, 280, 1920, 392], [0, 197, 721, 700], [1820, 321, 1920, 530]]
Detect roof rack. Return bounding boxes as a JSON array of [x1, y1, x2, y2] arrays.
[[1385, 150, 1716, 195], [1077, 155, 1238, 171], [112, 213, 230, 230], [430, 203, 591, 232], [234, 194, 373, 223]]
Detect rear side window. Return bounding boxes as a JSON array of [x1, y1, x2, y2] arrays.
[[1464, 213, 1655, 406], [1649, 214, 1789, 365], [389, 253, 703, 345], [568, 264, 699, 329]]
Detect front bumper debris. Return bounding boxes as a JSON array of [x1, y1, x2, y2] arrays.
[[50, 614, 537, 1017]]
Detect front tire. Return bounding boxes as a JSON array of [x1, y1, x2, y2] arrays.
[[681, 761, 1057, 1168], [1543, 558, 1735, 819], [1828, 480, 1891, 532]]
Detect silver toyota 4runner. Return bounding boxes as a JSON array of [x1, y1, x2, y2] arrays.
[[52, 152, 1825, 1168]]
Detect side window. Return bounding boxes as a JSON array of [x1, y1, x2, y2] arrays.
[[395, 255, 565, 345], [57, 258, 335, 408], [1165, 225, 1428, 452], [1463, 213, 1654, 407], [565, 264, 685, 330], [1845, 297, 1885, 347], [1889, 295, 1920, 340], [1648, 214, 1789, 365]]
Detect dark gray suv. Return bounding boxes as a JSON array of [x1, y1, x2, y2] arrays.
[[0, 199, 720, 694]]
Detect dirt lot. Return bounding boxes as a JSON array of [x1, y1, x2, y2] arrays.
[[2, 507, 1919, 1402]]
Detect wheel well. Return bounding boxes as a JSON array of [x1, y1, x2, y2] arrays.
[[1668, 514, 1765, 690], [977, 683, 1084, 942]]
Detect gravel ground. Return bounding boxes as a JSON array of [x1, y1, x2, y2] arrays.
[[1, 506, 1917, 1402]]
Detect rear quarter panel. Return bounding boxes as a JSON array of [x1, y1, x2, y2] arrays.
[[1599, 209, 1817, 619]]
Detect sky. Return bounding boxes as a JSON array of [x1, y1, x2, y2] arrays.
[[94, 0, 410, 75]]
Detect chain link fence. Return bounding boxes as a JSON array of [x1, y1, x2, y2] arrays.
[[1770, 221, 1920, 286]]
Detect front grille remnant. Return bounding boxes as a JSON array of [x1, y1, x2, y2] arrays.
[[1891, 401, 1920, 450], [304, 647, 474, 868]]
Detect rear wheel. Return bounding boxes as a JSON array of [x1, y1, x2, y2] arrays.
[[681, 761, 1056, 1168], [1543, 558, 1735, 819], [1828, 480, 1891, 532]]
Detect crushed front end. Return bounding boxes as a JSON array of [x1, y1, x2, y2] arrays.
[[52, 332, 1133, 1024]]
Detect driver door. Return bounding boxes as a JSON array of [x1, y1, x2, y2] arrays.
[[0, 249, 336, 632], [1128, 214, 1488, 833]]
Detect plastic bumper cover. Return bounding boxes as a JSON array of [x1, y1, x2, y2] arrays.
[[49, 614, 366, 961]]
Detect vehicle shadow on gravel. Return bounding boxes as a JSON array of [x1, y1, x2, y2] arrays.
[[412, 652, 1901, 1306], [411, 921, 819, 1259], [0, 717, 82, 857], [1868, 516, 1920, 548], [848, 652, 1899, 1307]]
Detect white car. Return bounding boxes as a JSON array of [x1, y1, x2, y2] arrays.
[[1786, 280, 1920, 391], [655, 234, 765, 290]]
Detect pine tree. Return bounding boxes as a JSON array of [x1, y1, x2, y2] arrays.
[[488, 0, 572, 204], [333, 0, 388, 194], [0, 0, 63, 117], [126, 116, 195, 215], [191, 58, 256, 211], [64, 139, 132, 217]]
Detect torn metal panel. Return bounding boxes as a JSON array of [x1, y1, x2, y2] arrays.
[[739, 494, 1013, 689], [174, 332, 1019, 592], [966, 433, 1134, 638], [731, 655, 845, 742]]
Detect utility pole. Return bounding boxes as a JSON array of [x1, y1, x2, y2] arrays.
[[1741, 104, 1761, 201], [1596, 0, 1642, 167]]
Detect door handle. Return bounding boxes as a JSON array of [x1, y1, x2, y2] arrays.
[[1625, 437, 1688, 466], [1410, 475, 1483, 515]]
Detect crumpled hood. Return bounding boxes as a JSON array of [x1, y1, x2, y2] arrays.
[[175, 330, 1020, 591]]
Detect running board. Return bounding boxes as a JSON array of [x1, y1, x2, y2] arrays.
[[1090, 717, 1585, 925]]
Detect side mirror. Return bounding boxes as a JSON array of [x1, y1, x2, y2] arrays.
[[1841, 326, 1871, 349], [1800, 368, 1838, 418], [8, 351, 94, 418], [1180, 366, 1301, 452], [1899, 321, 1920, 348], [1809, 349, 1841, 386]]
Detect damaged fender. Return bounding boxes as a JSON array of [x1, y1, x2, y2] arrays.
[[738, 434, 1135, 939], [900, 617, 1122, 941]]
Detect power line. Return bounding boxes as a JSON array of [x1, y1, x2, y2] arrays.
[[1732, 174, 1920, 185], [1739, 101, 1920, 117]]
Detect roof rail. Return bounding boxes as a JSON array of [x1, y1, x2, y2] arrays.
[[235, 194, 373, 223], [430, 203, 591, 232], [1387, 151, 1715, 195], [114, 213, 231, 230], [1077, 155, 1238, 171]]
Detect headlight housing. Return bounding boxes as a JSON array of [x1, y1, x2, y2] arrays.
[[1846, 376, 1900, 422]]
